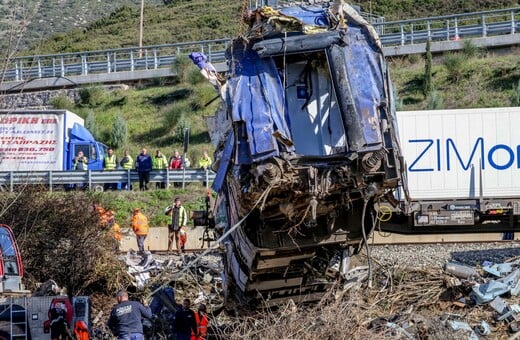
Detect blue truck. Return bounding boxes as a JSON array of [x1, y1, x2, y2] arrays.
[[0, 110, 107, 172]]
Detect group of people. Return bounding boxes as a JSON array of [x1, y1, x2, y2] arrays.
[[84, 147, 212, 191], [94, 195, 190, 254], [108, 290, 209, 340]]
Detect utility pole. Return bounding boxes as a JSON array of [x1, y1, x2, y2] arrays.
[[139, 0, 144, 58]]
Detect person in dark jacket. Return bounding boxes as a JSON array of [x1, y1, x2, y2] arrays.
[[174, 298, 197, 340], [107, 290, 153, 340], [135, 148, 152, 191]]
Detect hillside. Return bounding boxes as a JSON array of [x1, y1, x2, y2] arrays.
[[5, 0, 517, 55]]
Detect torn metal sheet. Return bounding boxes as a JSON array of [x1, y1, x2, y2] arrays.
[[483, 262, 516, 277], [470, 269, 520, 304]]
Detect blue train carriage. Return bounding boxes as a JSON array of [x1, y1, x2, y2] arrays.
[[194, 2, 405, 309]]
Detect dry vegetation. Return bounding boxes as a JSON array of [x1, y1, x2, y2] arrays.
[[217, 262, 516, 339], [0, 189, 131, 296]]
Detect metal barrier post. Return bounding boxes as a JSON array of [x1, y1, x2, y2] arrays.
[[410, 23, 414, 44], [49, 170, 53, 192], [88, 170, 92, 190], [37, 57, 42, 78], [446, 20, 450, 41], [512, 11, 516, 34], [60, 56, 65, 77], [482, 14, 487, 37], [153, 49, 158, 69], [427, 21, 431, 40], [106, 52, 111, 73], [130, 51, 134, 72], [9, 171, 13, 192], [454, 17, 459, 40], [52, 57, 56, 77], [15, 62, 19, 81], [400, 24, 405, 45], [82, 54, 88, 75], [114, 52, 118, 72], [166, 169, 170, 188], [182, 168, 186, 189]]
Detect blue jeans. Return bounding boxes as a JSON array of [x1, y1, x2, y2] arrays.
[[118, 333, 143, 340]]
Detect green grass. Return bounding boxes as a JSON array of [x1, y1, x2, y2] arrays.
[[389, 48, 520, 110], [12, 0, 516, 55]]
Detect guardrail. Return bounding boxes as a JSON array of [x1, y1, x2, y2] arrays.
[[374, 7, 519, 46], [0, 169, 216, 192], [0, 7, 518, 84]]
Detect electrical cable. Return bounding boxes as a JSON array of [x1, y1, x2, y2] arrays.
[[361, 198, 373, 288], [147, 184, 274, 299]]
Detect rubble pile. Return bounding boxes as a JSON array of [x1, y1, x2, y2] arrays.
[[89, 248, 520, 339], [90, 250, 225, 338]]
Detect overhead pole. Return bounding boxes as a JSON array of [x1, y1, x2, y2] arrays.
[[139, 0, 144, 58]]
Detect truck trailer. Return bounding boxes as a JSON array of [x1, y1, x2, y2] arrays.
[[0, 110, 107, 172], [381, 107, 520, 234]]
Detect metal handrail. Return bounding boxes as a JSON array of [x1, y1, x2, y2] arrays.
[[0, 169, 216, 192]]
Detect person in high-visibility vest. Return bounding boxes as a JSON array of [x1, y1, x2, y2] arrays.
[[103, 147, 119, 190], [120, 149, 134, 190], [191, 304, 209, 340], [153, 149, 168, 189], [131, 208, 149, 253]]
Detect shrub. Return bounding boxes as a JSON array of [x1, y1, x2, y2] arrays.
[[78, 86, 105, 107], [423, 39, 433, 97], [163, 101, 192, 128], [50, 94, 74, 110], [187, 67, 205, 85], [85, 111, 100, 139], [1, 190, 130, 295], [426, 90, 444, 110], [512, 79, 520, 106], [172, 55, 192, 83], [175, 116, 190, 144], [443, 53, 466, 82], [462, 39, 480, 58], [111, 114, 128, 149]]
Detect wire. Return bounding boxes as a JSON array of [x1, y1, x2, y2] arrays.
[[361, 198, 373, 288], [147, 184, 274, 299]]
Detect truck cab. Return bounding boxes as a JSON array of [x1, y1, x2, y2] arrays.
[[67, 123, 107, 170]]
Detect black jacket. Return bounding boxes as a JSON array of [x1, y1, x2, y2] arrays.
[[174, 307, 197, 335], [107, 300, 152, 336]]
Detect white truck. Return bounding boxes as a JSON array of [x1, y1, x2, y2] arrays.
[[0, 110, 107, 172], [381, 107, 520, 234]]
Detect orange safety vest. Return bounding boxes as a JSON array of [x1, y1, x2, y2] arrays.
[[113, 223, 122, 241], [191, 312, 208, 340], [132, 212, 149, 236], [74, 320, 90, 340]]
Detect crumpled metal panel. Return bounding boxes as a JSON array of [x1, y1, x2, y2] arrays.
[[226, 42, 294, 164], [342, 24, 385, 148]]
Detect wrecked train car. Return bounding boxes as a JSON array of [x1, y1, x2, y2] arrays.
[[193, 2, 405, 309]]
